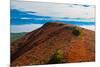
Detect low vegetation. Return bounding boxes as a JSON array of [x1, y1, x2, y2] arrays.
[[72, 29, 81, 36], [10, 32, 27, 42], [47, 49, 64, 64]]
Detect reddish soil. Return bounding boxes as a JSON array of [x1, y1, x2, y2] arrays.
[[11, 22, 95, 66]]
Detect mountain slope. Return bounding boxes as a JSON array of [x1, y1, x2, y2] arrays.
[[11, 22, 95, 66], [10, 32, 27, 42]]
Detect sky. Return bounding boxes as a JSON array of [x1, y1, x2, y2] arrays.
[[10, 0, 95, 33]]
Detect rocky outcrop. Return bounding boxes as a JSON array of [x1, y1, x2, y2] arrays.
[[11, 22, 95, 66]]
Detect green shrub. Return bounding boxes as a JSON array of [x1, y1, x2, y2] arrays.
[[72, 29, 81, 36], [47, 50, 63, 64]]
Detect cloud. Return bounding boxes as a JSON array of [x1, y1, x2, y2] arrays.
[[11, 23, 95, 33], [11, 24, 43, 33], [79, 25, 95, 31], [11, 1, 95, 20], [20, 0, 95, 5], [20, 17, 32, 19], [10, 1, 95, 33]]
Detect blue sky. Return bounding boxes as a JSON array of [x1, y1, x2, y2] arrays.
[[10, 1, 95, 33]]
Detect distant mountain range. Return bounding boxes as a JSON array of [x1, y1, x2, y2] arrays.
[[11, 32, 27, 42]]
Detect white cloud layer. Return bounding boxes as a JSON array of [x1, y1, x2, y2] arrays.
[[20, 0, 95, 5], [11, 24, 95, 33], [11, 24, 43, 33], [79, 25, 95, 31], [11, 1, 95, 22]]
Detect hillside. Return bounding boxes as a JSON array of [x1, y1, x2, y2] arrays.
[[10, 32, 27, 42], [11, 22, 95, 66]]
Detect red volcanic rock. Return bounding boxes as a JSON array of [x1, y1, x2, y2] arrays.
[[11, 22, 95, 66]]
